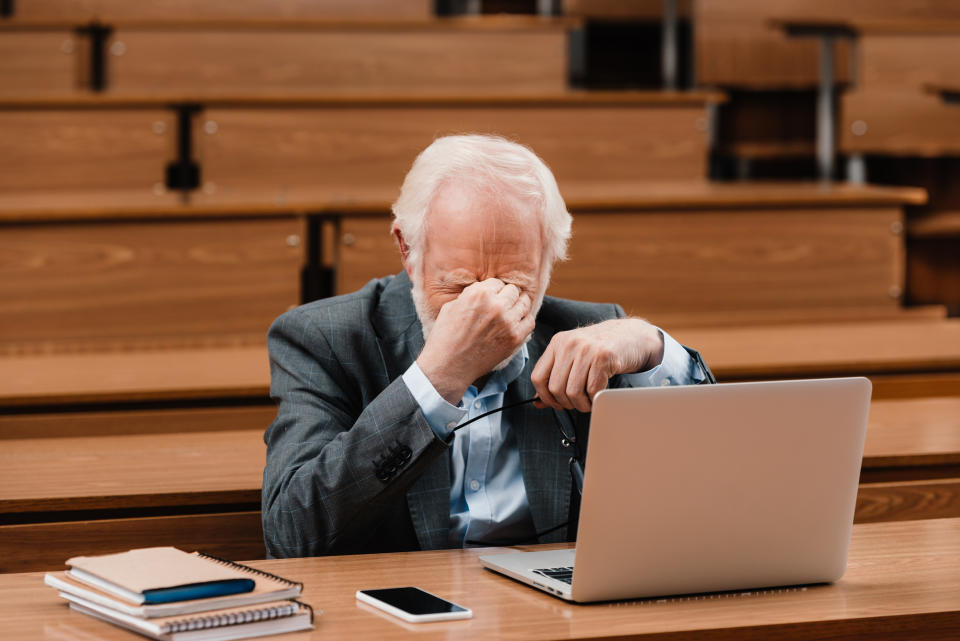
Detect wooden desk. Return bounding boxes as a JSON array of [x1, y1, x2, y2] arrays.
[[1, 518, 959, 639], [2, 318, 960, 408]]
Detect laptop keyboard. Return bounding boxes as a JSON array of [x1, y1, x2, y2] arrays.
[[533, 567, 574, 585]]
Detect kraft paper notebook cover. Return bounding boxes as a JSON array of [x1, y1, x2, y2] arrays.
[[48, 548, 302, 616]]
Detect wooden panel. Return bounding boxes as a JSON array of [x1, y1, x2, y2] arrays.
[[0, 109, 172, 192], [864, 397, 960, 467], [3, 321, 959, 408], [696, 1, 960, 88], [860, 35, 960, 91], [13, 0, 432, 20], [0, 405, 277, 439], [0, 217, 303, 346], [0, 512, 263, 574], [870, 373, 960, 400], [552, 208, 904, 318], [0, 429, 264, 512], [856, 479, 960, 524], [0, 180, 926, 224], [0, 31, 79, 96], [338, 207, 905, 318], [563, 0, 690, 19], [109, 28, 567, 95], [672, 319, 960, 380], [841, 91, 960, 155], [694, 0, 851, 88], [0, 347, 270, 407], [199, 104, 709, 197]]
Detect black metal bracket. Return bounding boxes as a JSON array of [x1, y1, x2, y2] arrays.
[[75, 23, 112, 91], [165, 104, 202, 191], [1, 0, 13, 18], [301, 214, 337, 303]]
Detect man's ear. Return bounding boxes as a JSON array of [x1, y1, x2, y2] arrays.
[[392, 225, 414, 279]]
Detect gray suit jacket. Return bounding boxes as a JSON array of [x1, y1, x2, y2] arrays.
[[262, 271, 705, 558]]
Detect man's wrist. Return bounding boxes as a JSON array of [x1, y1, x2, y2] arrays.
[[416, 355, 469, 405]]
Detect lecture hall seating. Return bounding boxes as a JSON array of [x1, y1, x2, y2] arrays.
[[0, 17, 575, 97], [2, 395, 959, 573]]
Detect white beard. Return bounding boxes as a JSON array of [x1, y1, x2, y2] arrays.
[[410, 276, 542, 373]]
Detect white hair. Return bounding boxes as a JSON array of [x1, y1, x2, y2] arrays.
[[391, 134, 572, 276]]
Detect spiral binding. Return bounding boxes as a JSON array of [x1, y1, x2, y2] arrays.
[[194, 551, 304, 592], [160, 600, 314, 634]]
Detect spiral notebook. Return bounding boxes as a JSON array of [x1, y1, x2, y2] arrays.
[[46, 548, 303, 617], [63, 594, 314, 641]]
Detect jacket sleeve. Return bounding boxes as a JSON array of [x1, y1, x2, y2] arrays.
[[260, 308, 449, 558]]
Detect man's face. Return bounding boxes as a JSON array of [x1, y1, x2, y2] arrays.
[[410, 181, 545, 348]]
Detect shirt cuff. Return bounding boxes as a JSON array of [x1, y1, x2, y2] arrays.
[[620, 328, 696, 387], [402, 361, 467, 440]]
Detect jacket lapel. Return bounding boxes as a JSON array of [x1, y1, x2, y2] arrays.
[[372, 272, 452, 550]]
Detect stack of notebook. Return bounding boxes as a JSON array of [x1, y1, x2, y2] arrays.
[[44, 547, 314, 641]]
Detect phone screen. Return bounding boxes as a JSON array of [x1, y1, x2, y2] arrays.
[[358, 587, 468, 615]]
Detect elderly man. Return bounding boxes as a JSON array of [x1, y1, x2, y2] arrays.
[[262, 135, 711, 558]]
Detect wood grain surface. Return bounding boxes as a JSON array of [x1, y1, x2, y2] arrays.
[[0, 181, 927, 224], [0, 347, 270, 406], [10, 0, 433, 20], [1, 397, 956, 513], [863, 397, 960, 467], [564, 0, 691, 19], [108, 27, 567, 95], [860, 33, 960, 92], [337, 207, 906, 319], [198, 103, 710, 196], [1, 519, 959, 639], [695, 0, 853, 88], [2, 318, 959, 406], [0, 512, 264, 574], [840, 91, 960, 156], [0, 217, 303, 347], [856, 478, 960, 523], [0, 429, 264, 513], [0, 31, 79, 96], [0, 109, 172, 192], [672, 319, 960, 379], [0, 404, 277, 439]]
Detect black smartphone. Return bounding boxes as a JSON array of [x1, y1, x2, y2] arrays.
[[356, 587, 472, 623]]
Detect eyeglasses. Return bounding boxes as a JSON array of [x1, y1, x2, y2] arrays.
[[453, 396, 584, 547]]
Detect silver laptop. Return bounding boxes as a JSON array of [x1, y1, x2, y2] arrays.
[[479, 377, 872, 602]]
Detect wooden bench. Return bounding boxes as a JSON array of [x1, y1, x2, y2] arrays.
[[327, 181, 926, 325], [0, 17, 575, 96], [0, 92, 720, 196], [4, 0, 433, 21], [0, 215, 303, 349], [2, 396, 958, 572], [0, 24, 81, 97], [0, 181, 929, 350]]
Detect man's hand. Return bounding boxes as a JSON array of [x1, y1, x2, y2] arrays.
[[417, 278, 535, 404], [531, 318, 664, 412]]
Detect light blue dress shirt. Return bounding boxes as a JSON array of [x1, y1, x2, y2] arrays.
[[401, 328, 701, 547]]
